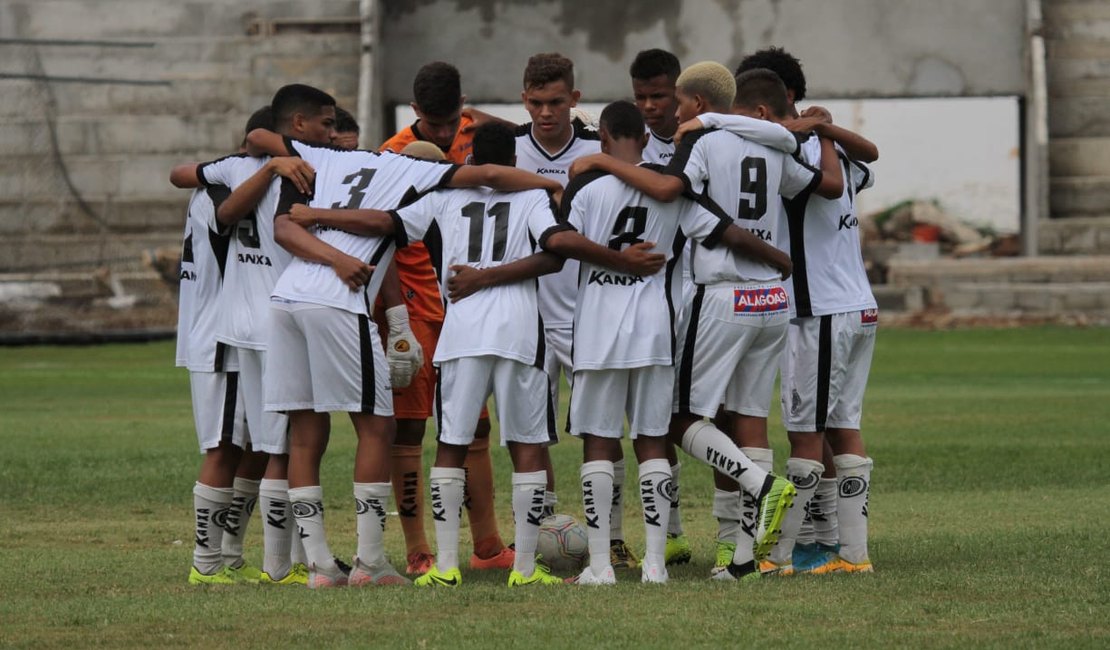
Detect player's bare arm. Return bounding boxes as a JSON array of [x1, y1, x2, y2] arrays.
[[448, 165, 562, 196], [273, 213, 372, 290], [379, 260, 405, 308], [216, 158, 316, 226], [813, 136, 845, 199], [244, 128, 290, 158], [445, 252, 564, 303], [459, 106, 518, 134], [169, 163, 203, 189], [803, 109, 879, 163], [675, 114, 797, 153], [286, 203, 394, 236], [569, 153, 685, 202], [718, 224, 793, 280], [546, 232, 666, 277]]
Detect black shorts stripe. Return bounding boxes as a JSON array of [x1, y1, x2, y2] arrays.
[[434, 368, 445, 443], [546, 373, 558, 444], [358, 314, 376, 414], [220, 371, 239, 444], [815, 315, 833, 432], [677, 284, 706, 414], [213, 342, 227, 373]]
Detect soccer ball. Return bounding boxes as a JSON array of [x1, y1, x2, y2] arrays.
[[535, 514, 588, 573]]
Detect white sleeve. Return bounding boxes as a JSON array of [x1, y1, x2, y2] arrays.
[[696, 113, 798, 154], [197, 156, 241, 188], [526, 191, 562, 242], [395, 154, 457, 195], [678, 199, 729, 244], [779, 154, 820, 200], [391, 192, 441, 245], [285, 138, 327, 169], [851, 159, 875, 193], [664, 135, 711, 193]]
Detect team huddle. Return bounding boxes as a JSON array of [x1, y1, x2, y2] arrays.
[[173, 46, 878, 589]]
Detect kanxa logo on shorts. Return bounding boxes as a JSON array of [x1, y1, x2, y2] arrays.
[[861, 309, 879, 325], [734, 286, 789, 313]]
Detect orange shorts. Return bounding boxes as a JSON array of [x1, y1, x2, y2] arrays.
[[384, 318, 489, 421]]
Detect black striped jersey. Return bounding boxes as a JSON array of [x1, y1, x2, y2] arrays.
[[665, 127, 820, 285], [564, 167, 729, 369], [781, 134, 877, 317], [514, 121, 601, 329], [198, 154, 292, 351], [175, 184, 234, 372], [643, 129, 675, 167], [271, 138, 457, 316], [391, 187, 569, 366]]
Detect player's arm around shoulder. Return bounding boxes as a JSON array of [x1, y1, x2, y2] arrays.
[[273, 214, 372, 291], [448, 164, 562, 195], [811, 136, 844, 199], [570, 153, 684, 202]]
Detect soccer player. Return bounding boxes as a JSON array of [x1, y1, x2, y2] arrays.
[[333, 106, 361, 151], [570, 61, 843, 581], [728, 48, 879, 574], [278, 122, 665, 588], [564, 101, 795, 585], [378, 61, 512, 575], [171, 109, 272, 585], [179, 84, 333, 586], [246, 123, 571, 588]]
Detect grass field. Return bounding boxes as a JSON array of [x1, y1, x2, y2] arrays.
[[1, 326, 1108, 648]]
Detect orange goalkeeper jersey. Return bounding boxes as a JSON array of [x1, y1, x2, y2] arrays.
[[379, 115, 475, 322]]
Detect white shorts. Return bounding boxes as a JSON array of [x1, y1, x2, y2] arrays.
[[674, 283, 790, 418], [265, 301, 393, 417], [189, 370, 248, 452], [780, 309, 878, 432], [236, 346, 289, 455], [435, 355, 554, 447], [544, 326, 573, 408], [570, 366, 673, 439]]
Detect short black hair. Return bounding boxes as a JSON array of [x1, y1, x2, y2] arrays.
[[244, 105, 273, 135], [735, 47, 806, 102], [334, 106, 359, 134], [599, 100, 645, 140], [471, 122, 515, 166], [523, 52, 574, 90], [270, 84, 336, 129], [413, 61, 462, 117], [629, 48, 681, 82], [733, 68, 791, 119]]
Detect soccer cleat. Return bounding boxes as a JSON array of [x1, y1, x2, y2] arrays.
[[664, 533, 692, 566], [348, 557, 410, 586], [469, 546, 515, 571], [307, 564, 348, 590], [792, 542, 822, 572], [835, 557, 875, 574], [753, 475, 797, 561], [759, 559, 795, 576], [405, 551, 436, 576], [714, 540, 737, 570], [796, 544, 843, 575], [413, 565, 462, 588], [333, 556, 352, 577], [188, 565, 239, 585], [641, 562, 668, 584], [710, 561, 760, 583], [259, 563, 309, 586], [227, 561, 262, 584], [565, 565, 617, 585], [610, 539, 639, 569], [508, 563, 563, 587]]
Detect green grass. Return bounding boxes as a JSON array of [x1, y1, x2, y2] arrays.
[[1, 327, 1108, 648]]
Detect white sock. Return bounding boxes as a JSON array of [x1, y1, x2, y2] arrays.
[[259, 478, 293, 579], [610, 459, 626, 543], [638, 458, 672, 570], [835, 454, 873, 564], [221, 477, 259, 568], [811, 477, 840, 548], [667, 462, 684, 536], [713, 489, 741, 543], [291, 525, 308, 566], [768, 458, 824, 565], [429, 467, 465, 572], [543, 490, 558, 517], [511, 470, 547, 576], [193, 482, 232, 574], [288, 485, 337, 575], [733, 447, 773, 567], [354, 482, 391, 568], [580, 460, 614, 575], [680, 421, 768, 495]]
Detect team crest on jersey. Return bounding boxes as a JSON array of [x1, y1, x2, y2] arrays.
[[861, 309, 879, 326], [733, 286, 789, 313]]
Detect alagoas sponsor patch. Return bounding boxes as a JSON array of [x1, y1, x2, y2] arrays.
[[733, 286, 789, 313], [861, 309, 879, 325]]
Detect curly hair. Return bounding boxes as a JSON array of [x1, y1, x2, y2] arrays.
[[523, 52, 575, 90], [413, 61, 462, 116], [735, 47, 807, 102]]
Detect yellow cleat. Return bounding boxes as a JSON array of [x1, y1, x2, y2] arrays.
[[188, 565, 239, 585], [508, 563, 563, 586], [259, 563, 309, 586], [414, 565, 462, 588]]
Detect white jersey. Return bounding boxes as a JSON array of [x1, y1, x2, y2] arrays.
[[643, 129, 675, 167], [514, 121, 601, 329], [665, 128, 819, 285], [272, 138, 457, 315], [565, 166, 729, 370], [198, 155, 292, 351], [392, 186, 568, 366], [176, 183, 235, 371], [781, 135, 877, 317]]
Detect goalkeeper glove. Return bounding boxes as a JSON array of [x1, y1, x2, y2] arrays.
[[385, 305, 424, 388]]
